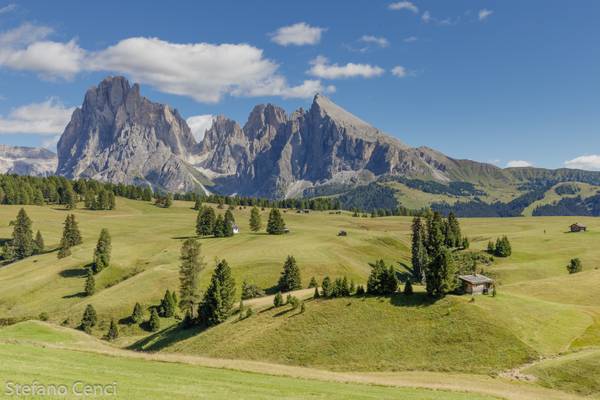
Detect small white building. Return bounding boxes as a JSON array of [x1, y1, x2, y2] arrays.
[[232, 224, 240, 234]]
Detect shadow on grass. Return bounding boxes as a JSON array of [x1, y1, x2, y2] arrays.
[[62, 291, 86, 299], [58, 268, 88, 278], [128, 322, 206, 352], [171, 235, 198, 240], [388, 292, 437, 308]]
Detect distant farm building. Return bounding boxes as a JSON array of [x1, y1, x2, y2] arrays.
[[337, 230, 347, 236], [232, 224, 240, 234], [570, 223, 587, 232], [458, 274, 494, 295]]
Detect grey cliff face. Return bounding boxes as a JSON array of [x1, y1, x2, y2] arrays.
[[54, 76, 504, 199], [56, 76, 206, 192], [0, 145, 57, 176]]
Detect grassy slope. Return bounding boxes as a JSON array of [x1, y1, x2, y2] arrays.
[[522, 182, 600, 216], [0, 199, 599, 376], [148, 293, 536, 374], [0, 322, 497, 400], [525, 349, 600, 397]]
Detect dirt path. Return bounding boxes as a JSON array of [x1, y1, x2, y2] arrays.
[[2, 322, 583, 400]]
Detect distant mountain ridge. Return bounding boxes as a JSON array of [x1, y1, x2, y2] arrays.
[[46, 76, 600, 215], [0, 145, 57, 176]]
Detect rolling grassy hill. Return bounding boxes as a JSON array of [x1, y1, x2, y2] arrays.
[[0, 197, 599, 390]]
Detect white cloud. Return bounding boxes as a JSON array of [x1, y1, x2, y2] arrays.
[[564, 155, 600, 171], [404, 36, 418, 43], [391, 66, 407, 77], [0, 98, 74, 135], [506, 160, 533, 168], [186, 114, 214, 141], [308, 56, 384, 79], [478, 9, 493, 21], [270, 22, 325, 46], [42, 135, 60, 150], [0, 3, 16, 15], [388, 1, 418, 13], [358, 35, 389, 48], [0, 24, 326, 103]]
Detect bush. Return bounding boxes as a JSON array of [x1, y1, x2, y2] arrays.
[[273, 292, 284, 307], [288, 296, 300, 310], [566, 258, 583, 274], [38, 312, 49, 321], [241, 280, 265, 299]]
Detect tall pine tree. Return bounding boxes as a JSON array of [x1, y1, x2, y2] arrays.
[[11, 208, 34, 259], [179, 238, 204, 321], [249, 206, 262, 232], [196, 206, 216, 236], [266, 208, 286, 234], [92, 228, 111, 273], [277, 255, 302, 292], [199, 259, 236, 326], [84, 270, 96, 296], [34, 230, 44, 254], [410, 217, 427, 283]]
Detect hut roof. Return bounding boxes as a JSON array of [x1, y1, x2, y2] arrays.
[[458, 274, 494, 285]]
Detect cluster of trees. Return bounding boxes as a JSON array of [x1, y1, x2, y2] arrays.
[[84, 229, 112, 296], [178, 192, 341, 211], [84, 189, 116, 210], [196, 207, 237, 237], [383, 176, 485, 197], [318, 275, 356, 298], [0, 174, 152, 207], [57, 214, 82, 258], [1, 209, 45, 262], [487, 236, 512, 257], [410, 212, 469, 297], [78, 304, 118, 340], [566, 258, 583, 274], [366, 259, 398, 295], [154, 193, 173, 208]]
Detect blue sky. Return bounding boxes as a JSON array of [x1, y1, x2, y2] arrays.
[[0, 0, 598, 170]]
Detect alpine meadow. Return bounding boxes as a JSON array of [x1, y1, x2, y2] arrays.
[[1, 1, 599, 399]]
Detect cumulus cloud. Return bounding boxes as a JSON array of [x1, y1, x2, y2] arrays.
[[0, 24, 326, 102], [186, 114, 214, 141], [0, 98, 74, 135], [391, 66, 407, 77], [308, 56, 384, 79], [270, 22, 325, 46], [404, 36, 418, 43], [358, 35, 389, 48], [564, 155, 600, 171], [506, 160, 533, 168], [478, 9, 493, 21], [388, 1, 418, 13]]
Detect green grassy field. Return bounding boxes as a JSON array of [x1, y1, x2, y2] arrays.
[[0, 322, 498, 400], [0, 197, 599, 396]]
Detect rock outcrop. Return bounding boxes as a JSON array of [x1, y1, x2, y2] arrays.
[[0, 145, 57, 176]]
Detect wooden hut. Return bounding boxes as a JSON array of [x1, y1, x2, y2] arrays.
[[458, 274, 494, 295]]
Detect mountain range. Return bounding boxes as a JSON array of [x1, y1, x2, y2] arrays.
[[3, 76, 600, 215]]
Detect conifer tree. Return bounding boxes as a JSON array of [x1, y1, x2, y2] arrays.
[[199, 259, 237, 326], [266, 208, 286, 234], [223, 209, 235, 237], [80, 304, 97, 333], [34, 230, 44, 254], [249, 206, 262, 232], [11, 208, 34, 259], [277, 255, 302, 292], [108, 191, 116, 210], [213, 214, 226, 237], [425, 247, 457, 297], [106, 318, 119, 341], [308, 276, 318, 288], [321, 276, 332, 297], [313, 285, 320, 299], [131, 302, 144, 323], [410, 216, 427, 283], [63, 183, 77, 209], [273, 292, 284, 307], [566, 258, 582, 274], [160, 289, 177, 317], [425, 212, 445, 259], [179, 238, 204, 321], [445, 212, 461, 248], [148, 308, 160, 332], [197, 206, 216, 236], [92, 228, 111, 273], [84, 270, 96, 296], [193, 197, 202, 210], [404, 279, 413, 295]]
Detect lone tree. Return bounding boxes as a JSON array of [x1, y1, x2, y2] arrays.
[[84, 270, 96, 296], [410, 216, 427, 283], [148, 308, 160, 332], [34, 230, 44, 254], [196, 206, 216, 236], [92, 229, 111, 273], [179, 238, 204, 322], [278, 255, 302, 292], [494, 236, 512, 257], [199, 259, 237, 326], [223, 209, 235, 237], [249, 206, 262, 232], [131, 302, 144, 324], [425, 247, 457, 297], [58, 214, 82, 259], [80, 304, 97, 333], [266, 208, 286, 234], [566, 258, 583, 274], [193, 197, 203, 210], [11, 208, 34, 259], [444, 212, 462, 248], [106, 319, 119, 341], [160, 289, 177, 318]]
